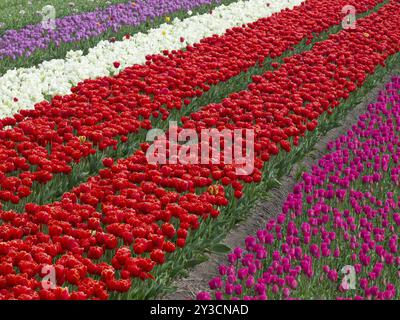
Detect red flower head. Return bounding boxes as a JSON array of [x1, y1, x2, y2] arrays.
[[102, 158, 114, 168]]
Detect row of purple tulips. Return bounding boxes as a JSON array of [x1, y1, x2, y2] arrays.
[[0, 0, 221, 61]]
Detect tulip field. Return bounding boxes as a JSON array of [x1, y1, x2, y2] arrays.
[[198, 77, 400, 300], [0, 0, 399, 301]]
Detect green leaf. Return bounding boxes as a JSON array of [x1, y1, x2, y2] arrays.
[[185, 255, 208, 268], [210, 244, 231, 254]]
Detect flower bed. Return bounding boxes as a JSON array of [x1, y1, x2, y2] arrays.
[[0, 0, 219, 61], [0, 0, 383, 210], [0, 0, 303, 117], [0, 0, 399, 300], [0, 0, 128, 35], [197, 76, 400, 300]]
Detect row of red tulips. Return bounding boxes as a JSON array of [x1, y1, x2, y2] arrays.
[[0, 0, 399, 300], [0, 0, 382, 205]]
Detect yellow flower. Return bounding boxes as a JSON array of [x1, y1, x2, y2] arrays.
[[78, 135, 87, 143], [207, 185, 219, 196], [165, 16, 171, 23], [162, 30, 167, 36], [363, 32, 370, 38]]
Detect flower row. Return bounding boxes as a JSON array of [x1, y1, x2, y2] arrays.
[[0, 0, 218, 61], [0, 0, 304, 119], [0, 0, 399, 299], [0, 0, 127, 35], [197, 76, 400, 300], [0, 0, 382, 206]]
